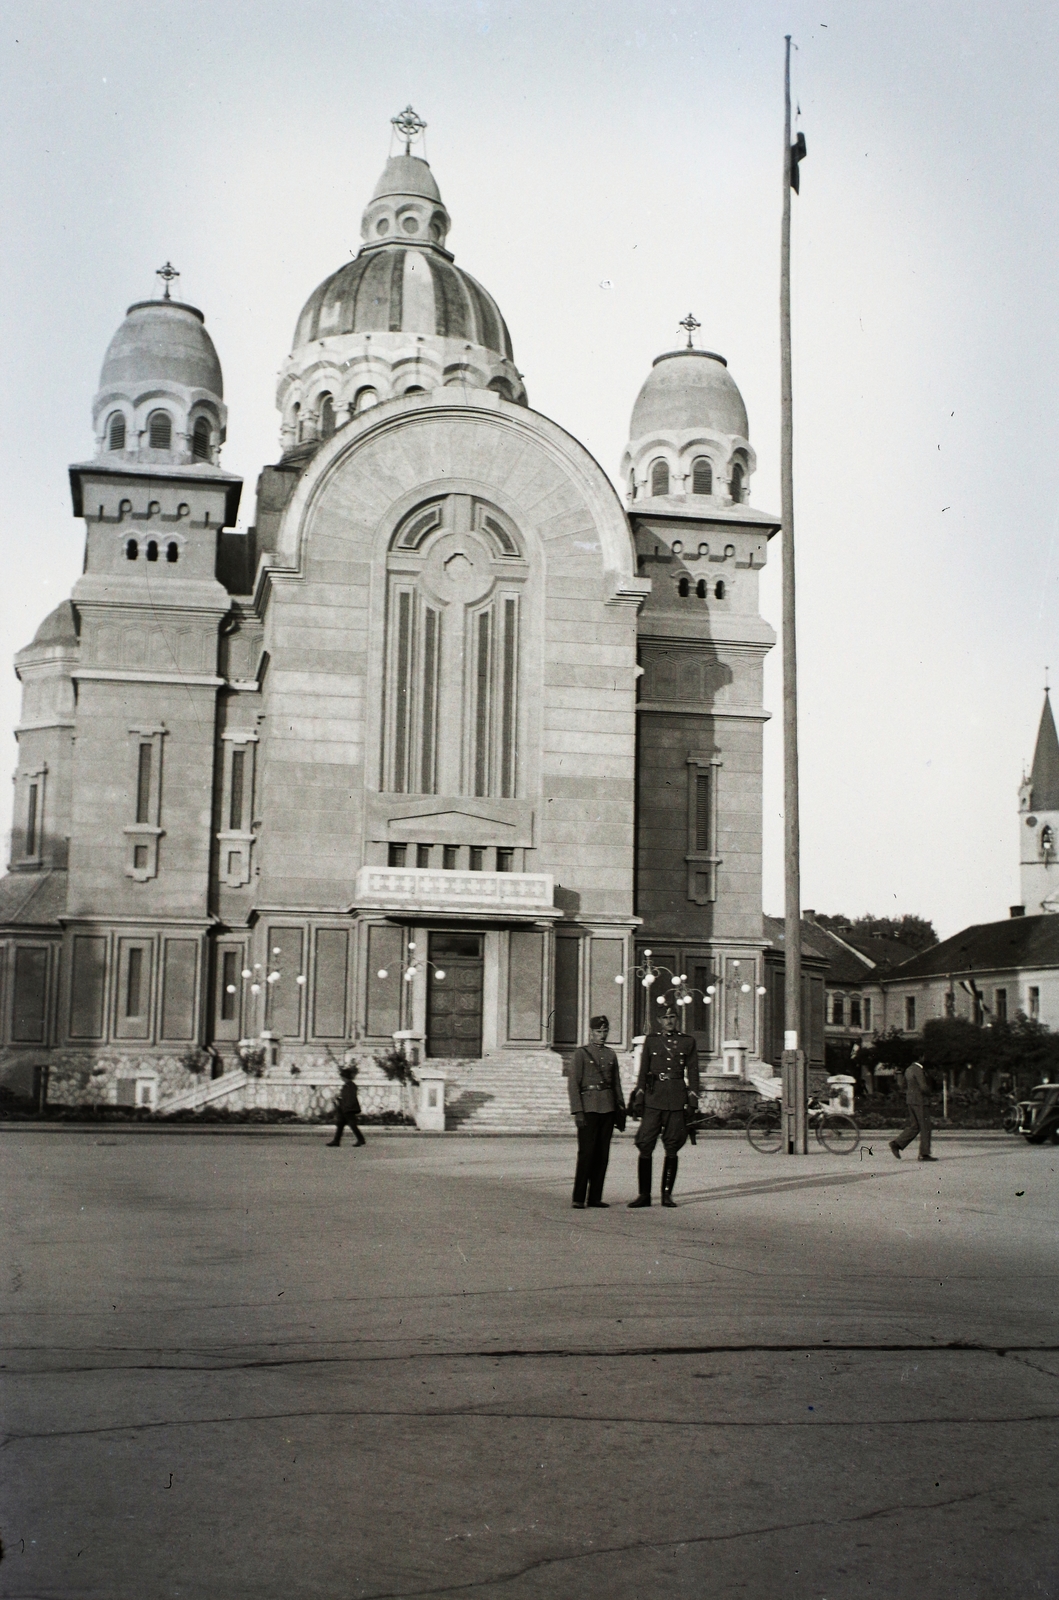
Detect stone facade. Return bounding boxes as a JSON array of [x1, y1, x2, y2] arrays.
[[0, 132, 780, 1116]]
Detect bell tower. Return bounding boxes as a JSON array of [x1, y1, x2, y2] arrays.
[[1019, 687, 1059, 914], [624, 319, 779, 1074]]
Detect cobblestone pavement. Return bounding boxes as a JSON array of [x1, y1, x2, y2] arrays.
[[2, 1128, 1056, 1598]]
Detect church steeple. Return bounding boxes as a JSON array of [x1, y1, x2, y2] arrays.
[[1028, 689, 1059, 811], [1019, 687, 1059, 914]]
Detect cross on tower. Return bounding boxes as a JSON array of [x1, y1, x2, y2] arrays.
[[391, 105, 427, 155], [156, 261, 180, 301], [678, 312, 700, 349]]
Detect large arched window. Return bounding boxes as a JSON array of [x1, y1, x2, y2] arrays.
[[650, 458, 670, 497], [107, 412, 126, 452], [148, 411, 172, 450], [382, 496, 526, 799], [729, 460, 745, 504], [691, 457, 712, 495], [319, 393, 335, 438], [192, 417, 211, 460]]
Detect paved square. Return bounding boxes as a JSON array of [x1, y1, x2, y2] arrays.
[[3, 1128, 1057, 1598]]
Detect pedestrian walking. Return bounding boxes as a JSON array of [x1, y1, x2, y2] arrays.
[[327, 1067, 367, 1148], [627, 1008, 700, 1208], [889, 1057, 936, 1161], [568, 1015, 626, 1207]]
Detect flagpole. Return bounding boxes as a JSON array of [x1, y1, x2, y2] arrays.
[[780, 35, 807, 1153]]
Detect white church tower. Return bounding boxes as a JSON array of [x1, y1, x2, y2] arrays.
[[1019, 690, 1059, 914]]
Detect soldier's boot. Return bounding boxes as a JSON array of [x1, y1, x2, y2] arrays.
[[661, 1155, 678, 1207], [627, 1157, 653, 1208]]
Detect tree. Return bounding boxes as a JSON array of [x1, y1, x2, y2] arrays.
[[813, 912, 938, 952], [920, 1017, 988, 1072]]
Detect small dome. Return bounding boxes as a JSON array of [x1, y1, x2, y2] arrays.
[[292, 249, 513, 358], [31, 600, 78, 648], [99, 300, 223, 399], [371, 154, 442, 204], [630, 349, 748, 441]]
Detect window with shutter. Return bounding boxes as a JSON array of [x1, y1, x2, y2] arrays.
[[148, 412, 172, 450]]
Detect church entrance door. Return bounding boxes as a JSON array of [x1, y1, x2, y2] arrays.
[[426, 932, 484, 1058]]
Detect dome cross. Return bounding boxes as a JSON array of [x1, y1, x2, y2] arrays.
[[155, 261, 180, 301], [678, 312, 700, 349], [391, 105, 427, 155]]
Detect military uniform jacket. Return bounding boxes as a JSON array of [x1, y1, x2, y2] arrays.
[[635, 1032, 700, 1111], [567, 1044, 624, 1117]]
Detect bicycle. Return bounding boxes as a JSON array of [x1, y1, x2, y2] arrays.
[[746, 1093, 860, 1155]]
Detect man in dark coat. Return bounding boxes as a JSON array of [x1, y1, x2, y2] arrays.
[[567, 1014, 626, 1208], [628, 1008, 699, 1207], [327, 1067, 366, 1148], [889, 1058, 936, 1161]]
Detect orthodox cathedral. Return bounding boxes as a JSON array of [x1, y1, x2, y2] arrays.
[[0, 114, 782, 1118]]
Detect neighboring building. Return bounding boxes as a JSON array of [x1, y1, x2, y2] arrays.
[[871, 691, 1059, 1040], [0, 121, 781, 1112], [873, 915, 1059, 1036], [798, 916, 917, 1068], [759, 916, 828, 1081]]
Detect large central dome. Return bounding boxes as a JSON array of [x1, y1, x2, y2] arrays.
[[277, 137, 525, 454], [292, 242, 514, 359]]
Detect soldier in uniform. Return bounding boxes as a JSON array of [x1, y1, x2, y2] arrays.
[[627, 1007, 699, 1208], [567, 1015, 626, 1207]]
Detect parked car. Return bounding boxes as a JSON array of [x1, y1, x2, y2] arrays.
[[1015, 1082, 1059, 1144]]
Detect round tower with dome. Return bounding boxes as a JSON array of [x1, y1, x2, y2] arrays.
[[625, 321, 782, 1086]]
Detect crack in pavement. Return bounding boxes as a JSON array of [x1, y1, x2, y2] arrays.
[[4, 1407, 1057, 1449], [4, 1339, 1057, 1378], [346, 1488, 993, 1599]]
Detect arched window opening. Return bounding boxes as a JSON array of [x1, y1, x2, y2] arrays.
[[166, 541, 179, 563], [678, 576, 690, 598], [692, 457, 712, 495], [148, 412, 172, 450], [696, 578, 707, 599], [125, 538, 139, 561], [290, 401, 301, 442], [403, 385, 426, 396], [729, 461, 745, 504], [319, 393, 335, 438], [384, 496, 525, 801], [354, 387, 378, 416], [108, 413, 126, 452], [146, 540, 159, 562], [650, 458, 670, 497], [714, 580, 725, 600], [191, 417, 211, 460]]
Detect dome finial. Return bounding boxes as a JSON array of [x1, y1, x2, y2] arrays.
[[391, 105, 427, 156], [678, 312, 700, 350], [155, 261, 180, 301]]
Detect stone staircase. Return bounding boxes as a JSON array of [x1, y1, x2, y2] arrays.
[[436, 1050, 637, 1133], [433, 1053, 572, 1132]]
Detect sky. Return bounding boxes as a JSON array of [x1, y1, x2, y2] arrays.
[[1, 0, 1057, 939]]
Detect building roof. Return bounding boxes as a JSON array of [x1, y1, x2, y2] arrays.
[[1029, 691, 1059, 811], [0, 871, 67, 927], [821, 926, 920, 973], [762, 915, 831, 968], [801, 923, 876, 985], [884, 913, 1059, 981], [629, 348, 749, 442]]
